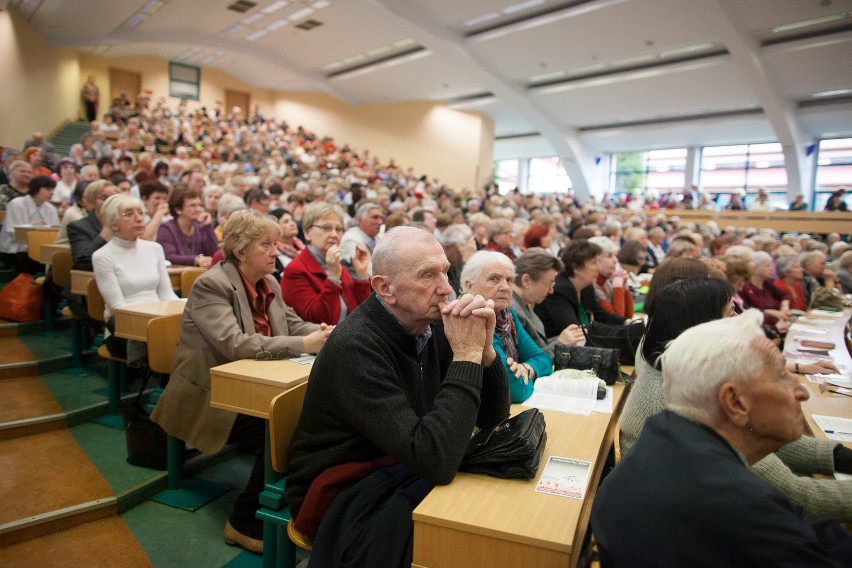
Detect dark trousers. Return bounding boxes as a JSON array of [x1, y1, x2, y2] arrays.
[[227, 414, 265, 539], [85, 100, 97, 122]]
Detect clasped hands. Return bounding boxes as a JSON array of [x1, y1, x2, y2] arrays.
[[440, 293, 496, 366]]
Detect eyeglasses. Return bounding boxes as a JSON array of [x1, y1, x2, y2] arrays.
[[311, 224, 344, 234], [256, 347, 288, 361], [120, 208, 144, 218]]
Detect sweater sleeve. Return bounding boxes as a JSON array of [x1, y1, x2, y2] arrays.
[[775, 435, 837, 475], [157, 221, 197, 266], [752, 452, 852, 522], [332, 338, 490, 485], [493, 332, 532, 403], [92, 246, 127, 316], [282, 257, 342, 325], [513, 309, 552, 379]]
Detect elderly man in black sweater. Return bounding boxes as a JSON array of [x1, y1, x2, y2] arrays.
[[286, 226, 510, 565]]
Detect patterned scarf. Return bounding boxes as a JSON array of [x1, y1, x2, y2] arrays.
[[495, 308, 519, 362]]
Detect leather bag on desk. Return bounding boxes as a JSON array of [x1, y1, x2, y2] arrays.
[[553, 343, 621, 385], [584, 320, 644, 366], [460, 408, 547, 479]]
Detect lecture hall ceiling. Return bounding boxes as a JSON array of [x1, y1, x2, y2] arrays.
[[14, 0, 852, 153]]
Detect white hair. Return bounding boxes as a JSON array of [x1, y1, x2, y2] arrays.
[[440, 223, 473, 248], [588, 236, 619, 256], [725, 245, 754, 262], [662, 309, 767, 422], [751, 250, 772, 269], [101, 193, 144, 229], [373, 226, 437, 278], [460, 250, 515, 293]]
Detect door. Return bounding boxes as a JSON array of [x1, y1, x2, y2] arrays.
[[225, 89, 251, 119], [109, 68, 142, 106]]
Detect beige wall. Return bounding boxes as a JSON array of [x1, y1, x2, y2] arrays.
[[78, 54, 277, 116], [1, 7, 493, 189], [0, 9, 80, 146], [273, 93, 492, 189]]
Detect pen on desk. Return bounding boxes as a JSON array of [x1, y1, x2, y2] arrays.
[[824, 430, 852, 435]]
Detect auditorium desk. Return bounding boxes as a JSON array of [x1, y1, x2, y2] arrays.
[[790, 309, 852, 449], [113, 300, 186, 341], [209, 358, 312, 419], [39, 242, 69, 264], [71, 266, 196, 296], [412, 383, 627, 568]]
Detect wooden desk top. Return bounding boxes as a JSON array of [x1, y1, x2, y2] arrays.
[[413, 383, 626, 568], [39, 242, 70, 264], [70, 270, 94, 296], [788, 309, 851, 449], [14, 224, 59, 243], [210, 358, 313, 420], [113, 300, 187, 341]]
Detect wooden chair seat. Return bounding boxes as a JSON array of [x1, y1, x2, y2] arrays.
[[27, 229, 59, 264]]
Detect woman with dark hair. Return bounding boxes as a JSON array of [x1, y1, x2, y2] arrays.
[[535, 239, 627, 342], [156, 187, 218, 267], [619, 280, 852, 522], [511, 247, 585, 357], [643, 257, 710, 316]]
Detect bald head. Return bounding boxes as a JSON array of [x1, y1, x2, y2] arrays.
[[372, 226, 438, 280]]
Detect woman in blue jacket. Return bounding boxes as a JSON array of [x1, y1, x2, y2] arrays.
[[461, 250, 552, 402]]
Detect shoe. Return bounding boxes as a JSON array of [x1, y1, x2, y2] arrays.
[[223, 521, 264, 554]]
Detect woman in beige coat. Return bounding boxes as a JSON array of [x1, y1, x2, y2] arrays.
[[152, 210, 332, 554]]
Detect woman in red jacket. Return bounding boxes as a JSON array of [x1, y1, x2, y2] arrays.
[[282, 202, 371, 324]]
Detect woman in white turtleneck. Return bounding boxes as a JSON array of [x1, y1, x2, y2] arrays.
[[92, 193, 178, 360]]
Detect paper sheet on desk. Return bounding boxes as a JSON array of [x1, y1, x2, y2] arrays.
[[810, 415, 852, 443], [788, 323, 829, 334], [535, 456, 591, 499], [811, 309, 845, 319], [289, 355, 316, 365]]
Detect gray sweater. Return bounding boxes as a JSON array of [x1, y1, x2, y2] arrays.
[[619, 342, 852, 522]]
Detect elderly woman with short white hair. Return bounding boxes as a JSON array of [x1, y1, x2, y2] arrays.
[[92, 193, 178, 360], [461, 250, 551, 403], [740, 250, 790, 336]]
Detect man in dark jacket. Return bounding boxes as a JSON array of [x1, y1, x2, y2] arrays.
[[592, 310, 852, 567], [286, 226, 510, 565]]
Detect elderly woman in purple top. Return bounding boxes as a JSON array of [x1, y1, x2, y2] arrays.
[[156, 186, 218, 267]]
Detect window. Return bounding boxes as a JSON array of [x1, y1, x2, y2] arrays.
[[169, 62, 200, 101], [494, 159, 519, 194], [527, 157, 572, 194], [700, 143, 788, 206], [609, 149, 686, 195], [815, 138, 852, 210]]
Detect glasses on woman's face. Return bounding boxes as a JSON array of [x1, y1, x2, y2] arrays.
[[120, 208, 144, 218], [311, 224, 344, 234]]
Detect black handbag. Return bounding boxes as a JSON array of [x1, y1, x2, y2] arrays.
[[460, 408, 547, 479], [553, 343, 621, 385], [120, 371, 170, 470], [585, 320, 645, 366]]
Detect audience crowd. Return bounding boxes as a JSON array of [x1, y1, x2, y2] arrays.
[[1, 92, 851, 564]]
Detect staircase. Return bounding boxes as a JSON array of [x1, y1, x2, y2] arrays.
[[50, 121, 91, 158], [0, 316, 255, 566]]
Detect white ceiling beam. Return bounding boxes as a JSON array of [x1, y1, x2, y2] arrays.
[[697, 0, 815, 203], [369, 0, 604, 201]]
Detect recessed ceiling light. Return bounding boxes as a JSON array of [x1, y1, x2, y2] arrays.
[[312, 0, 331, 9], [246, 29, 269, 41], [242, 12, 265, 25], [288, 7, 314, 20], [502, 0, 545, 15], [772, 13, 846, 33], [812, 88, 852, 97], [267, 18, 289, 30], [224, 24, 244, 35], [463, 12, 500, 27], [262, 0, 289, 14]]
